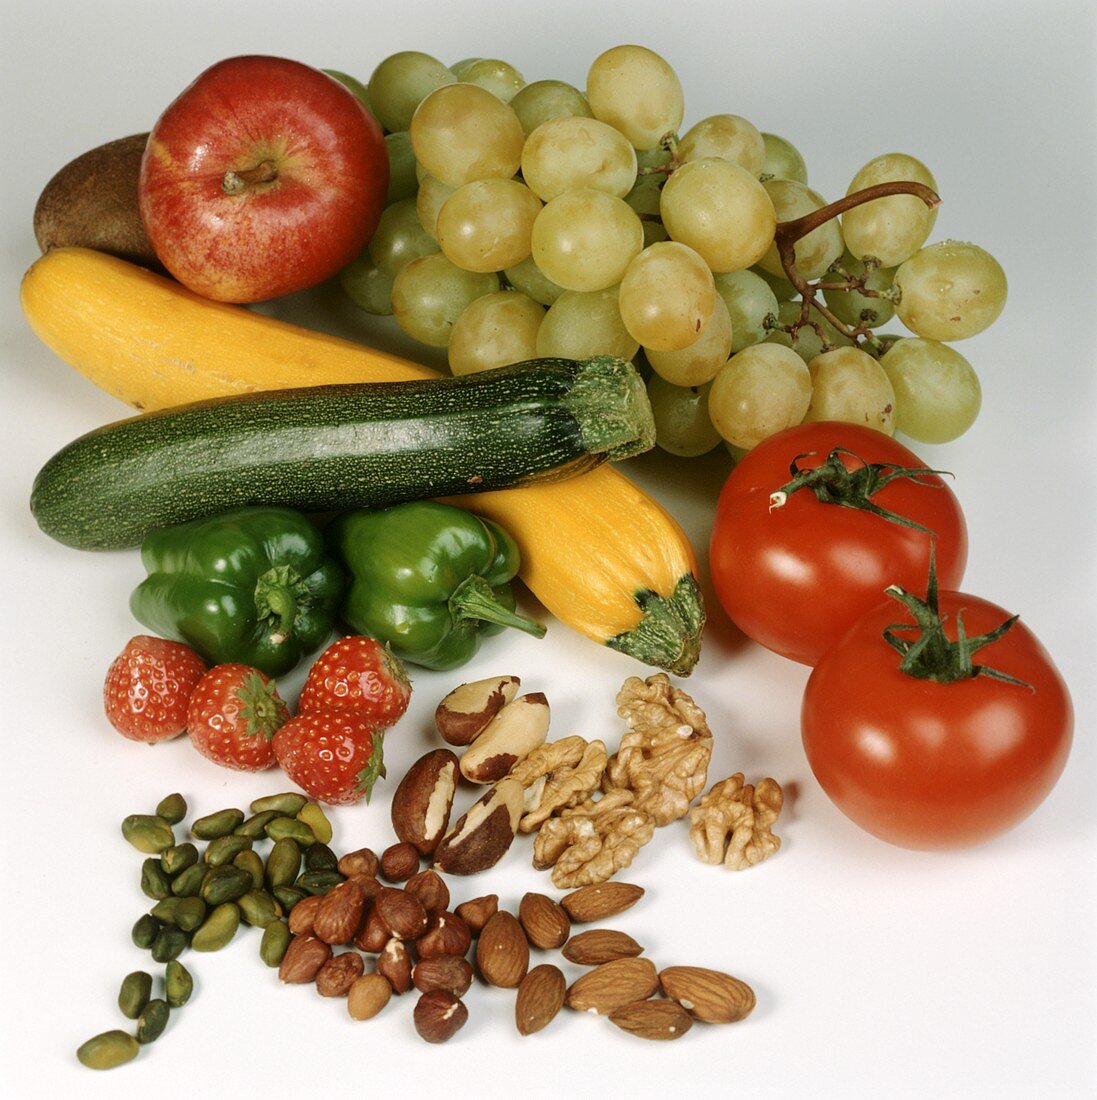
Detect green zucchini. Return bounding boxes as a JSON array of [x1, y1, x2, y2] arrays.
[[31, 356, 654, 551]]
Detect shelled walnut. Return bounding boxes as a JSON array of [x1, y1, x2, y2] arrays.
[[603, 674, 713, 827], [509, 736, 608, 833], [689, 773, 783, 870], [533, 790, 655, 889]]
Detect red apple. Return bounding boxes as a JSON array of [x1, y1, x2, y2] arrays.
[[139, 55, 387, 303]]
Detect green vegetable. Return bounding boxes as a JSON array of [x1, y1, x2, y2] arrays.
[[30, 357, 654, 551], [130, 507, 343, 677], [329, 500, 546, 670]]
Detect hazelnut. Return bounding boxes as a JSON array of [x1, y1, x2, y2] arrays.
[[413, 990, 468, 1044], [416, 911, 471, 959], [377, 938, 413, 994], [404, 869, 450, 914], [380, 842, 421, 883], [454, 894, 498, 935], [315, 951, 365, 997], [374, 887, 429, 942], [412, 954, 474, 997], [337, 847, 380, 878]]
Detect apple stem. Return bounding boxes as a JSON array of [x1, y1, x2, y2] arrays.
[[222, 160, 279, 195]]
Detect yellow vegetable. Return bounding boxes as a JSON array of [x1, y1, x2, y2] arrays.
[[21, 247, 703, 673]]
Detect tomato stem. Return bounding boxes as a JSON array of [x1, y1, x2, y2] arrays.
[[883, 550, 1033, 688], [768, 447, 951, 534]]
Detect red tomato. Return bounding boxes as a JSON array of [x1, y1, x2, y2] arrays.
[[710, 422, 967, 665], [801, 590, 1073, 850]]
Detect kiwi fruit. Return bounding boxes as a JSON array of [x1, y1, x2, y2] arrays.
[[33, 132, 161, 268]]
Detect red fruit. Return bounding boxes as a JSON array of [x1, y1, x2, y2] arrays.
[[187, 663, 289, 772], [273, 711, 386, 806], [104, 635, 208, 743], [299, 636, 412, 727]]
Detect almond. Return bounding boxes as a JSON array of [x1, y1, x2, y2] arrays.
[[412, 954, 474, 997], [377, 937, 413, 994], [374, 887, 429, 942], [454, 894, 498, 935], [658, 965, 756, 1024], [416, 910, 471, 959], [518, 892, 571, 950], [278, 935, 332, 984], [560, 881, 644, 923], [459, 693, 550, 784], [515, 964, 566, 1036], [347, 972, 392, 1020], [312, 878, 366, 946], [562, 928, 644, 965], [476, 910, 529, 988], [608, 999, 693, 1040], [391, 749, 459, 857], [433, 778, 523, 876], [565, 957, 658, 1015], [435, 675, 521, 745], [315, 950, 365, 997]]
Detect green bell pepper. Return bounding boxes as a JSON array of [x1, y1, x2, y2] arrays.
[[328, 501, 546, 670], [130, 507, 343, 678]]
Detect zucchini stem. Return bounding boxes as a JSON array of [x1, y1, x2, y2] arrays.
[[566, 356, 656, 461]]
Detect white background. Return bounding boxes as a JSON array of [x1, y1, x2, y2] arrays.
[[2, 1, 1095, 1096]]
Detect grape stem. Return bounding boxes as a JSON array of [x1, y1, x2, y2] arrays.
[[773, 181, 940, 351]]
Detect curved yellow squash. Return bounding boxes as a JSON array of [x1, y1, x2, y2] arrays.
[[21, 247, 703, 673]]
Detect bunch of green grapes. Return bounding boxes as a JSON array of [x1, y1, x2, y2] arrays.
[[336, 46, 1006, 456]]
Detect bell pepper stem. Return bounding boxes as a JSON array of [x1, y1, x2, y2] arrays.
[[254, 565, 304, 646], [448, 575, 547, 639]]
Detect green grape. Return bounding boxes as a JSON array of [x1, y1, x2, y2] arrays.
[[391, 253, 500, 346], [625, 173, 663, 217], [448, 291, 544, 375], [368, 198, 440, 279], [715, 269, 780, 353], [510, 79, 593, 135], [893, 240, 1007, 340], [368, 51, 456, 133], [618, 241, 715, 351], [416, 175, 455, 241], [437, 178, 542, 273], [449, 58, 526, 102], [410, 83, 525, 188], [757, 180, 844, 281], [522, 116, 637, 200], [804, 346, 896, 434], [384, 132, 419, 206], [677, 114, 765, 176], [586, 45, 684, 150], [880, 337, 981, 443], [646, 294, 732, 386], [535, 286, 638, 360], [503, 254, 565, 306], [324, 70, 374, 113], [660, 159, 776, 273], [385, 132, 420, 206], [765, 301, 853, 362], [751, 264, 798, 302], [708, 343, 812, 448], [841, 153, 938, 267], [646, 375, 722, 457], [636, 146, 673, 171], [761, 133, 808, 183], [822, 253, 897, 328], [339, 250, 394, 316], [530, 188, 644, 292], [642, 220, 670, 247]]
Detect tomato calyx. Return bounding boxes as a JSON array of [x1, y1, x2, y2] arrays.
[[883, 554, 1033, 689], [768, 447, 951, 534]]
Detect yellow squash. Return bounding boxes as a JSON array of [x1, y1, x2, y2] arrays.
[[21, 247, 703, 673]]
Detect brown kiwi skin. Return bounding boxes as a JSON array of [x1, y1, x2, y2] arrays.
[[33, 133, 162, 269]]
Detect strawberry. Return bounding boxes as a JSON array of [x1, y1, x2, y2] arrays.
[[273, 711, 386, 806], [187, 663, 289, 772], [298, 636, 412, 727], [104, 635, 208, 743]]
